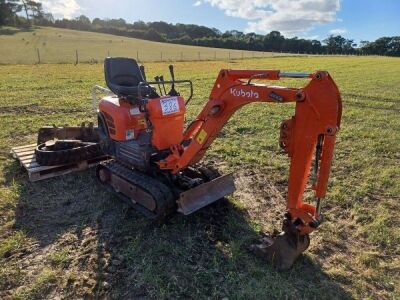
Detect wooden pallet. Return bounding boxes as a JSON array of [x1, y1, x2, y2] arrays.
[[11, 144, 108, 182]]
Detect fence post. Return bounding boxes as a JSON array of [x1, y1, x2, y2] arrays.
[[181, 52, 183, 61], [75, 49, 79, 65], [137, 51, 139, 62], [107, 50, 110, 57], [161, 51, 163, 61], [198, 51, 200, 60], [36, 48, 41, 64], [228, 52, 230, 60]]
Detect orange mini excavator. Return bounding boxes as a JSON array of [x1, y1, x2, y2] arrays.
[[93, 57, 342, 269]]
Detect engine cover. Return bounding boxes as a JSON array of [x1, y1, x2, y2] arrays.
[[114, 133, 154, 171], [99, 96, 147, 142], [98, 95, 186, 171]]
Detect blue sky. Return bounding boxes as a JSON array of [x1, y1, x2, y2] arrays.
[[41, 0, 399, 43]]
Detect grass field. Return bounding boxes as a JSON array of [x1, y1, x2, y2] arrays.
[[0, 26, 289, 64], [0, 56, 399, 299]]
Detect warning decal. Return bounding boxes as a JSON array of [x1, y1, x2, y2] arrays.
[[196, 129, 207, 144]]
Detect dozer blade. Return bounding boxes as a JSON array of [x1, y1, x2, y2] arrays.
[[177, 174, 235, 215], [249, 231, 310, 271]]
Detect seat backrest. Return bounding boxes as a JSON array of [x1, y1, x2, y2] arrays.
[[104, 57, 144, 95]]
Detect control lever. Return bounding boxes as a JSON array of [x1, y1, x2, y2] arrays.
[[168, 65, 179, 96], [159, 75, 167, 95], [139, 65, 147, 81], [154, 76, 163, 95]]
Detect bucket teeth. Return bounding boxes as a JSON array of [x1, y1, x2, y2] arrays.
[[249, 232, 310, 270], [177, 174, 235, 215]]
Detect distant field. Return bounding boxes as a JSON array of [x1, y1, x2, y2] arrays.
[[0, 56, 399, 299], [0, 26, 292, 64]]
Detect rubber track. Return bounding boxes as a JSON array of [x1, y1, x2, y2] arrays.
[[99, 160, 174, 218], [35, 143, 102, 166]]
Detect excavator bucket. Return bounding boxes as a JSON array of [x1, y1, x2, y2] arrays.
[[249, 231, 310, 270], [177, 174, 235, 215]]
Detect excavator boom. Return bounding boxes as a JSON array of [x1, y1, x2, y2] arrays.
[[158, 69, 342, 263]]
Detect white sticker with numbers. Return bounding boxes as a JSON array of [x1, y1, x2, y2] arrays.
[[129, 107, 141, 115], [160, 97, 180, 115]]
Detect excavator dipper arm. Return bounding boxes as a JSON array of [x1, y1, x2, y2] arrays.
[[158, 69, 342, 268]]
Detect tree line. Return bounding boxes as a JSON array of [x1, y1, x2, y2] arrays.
[[1, 0, 399, 57]]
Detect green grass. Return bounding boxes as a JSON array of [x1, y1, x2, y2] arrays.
[[0, 56, 399, 299], [48, 249, 71, 269], [0, 231, 29, 258], [0, 26, 289, 64], [14, 268, 58, 300]]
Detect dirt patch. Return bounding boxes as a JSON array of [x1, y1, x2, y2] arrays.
[[0, 169, 130, 298], [234, 168, 287, 232]]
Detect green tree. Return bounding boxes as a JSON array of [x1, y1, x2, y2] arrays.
[[323, 35, 355, 54], [0, 0, 21, 25], [144, 28, 165, 42], [387, 36, 400, 56], [27, 0, 43, 22], [263, 31, 284, 51], [20, 0, 29, 23], [361, 36, 400, 56], [75, 14, 91, 30]]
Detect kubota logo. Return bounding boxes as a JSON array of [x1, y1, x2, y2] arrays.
[[230, 88, 259, 99]]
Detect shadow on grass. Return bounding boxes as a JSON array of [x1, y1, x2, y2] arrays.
[[3, 161, 353, 299]]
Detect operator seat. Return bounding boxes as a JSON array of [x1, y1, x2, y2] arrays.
[[104, 57, 150, 98]]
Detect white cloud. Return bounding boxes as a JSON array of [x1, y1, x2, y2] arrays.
[[329, 28, 347, 35], [300, 34, 320, 40], [41, 0, 81, 19], [193, 1, 202, 6], [195, 0, 341, 36]]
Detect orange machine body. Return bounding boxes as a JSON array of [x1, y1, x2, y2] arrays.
[[147, 95, 186, 150], [99, 95, 186, 150], [100, 69, 341, 236], [99, 96, 147, 141]]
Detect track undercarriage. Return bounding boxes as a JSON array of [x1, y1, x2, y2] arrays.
[[96, 160, 235, 219]]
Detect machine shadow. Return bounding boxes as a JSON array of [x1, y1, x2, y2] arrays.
[[5, 162, 351, 298]]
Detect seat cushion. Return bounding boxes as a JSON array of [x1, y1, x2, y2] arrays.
[[104, 57, 144, 97]]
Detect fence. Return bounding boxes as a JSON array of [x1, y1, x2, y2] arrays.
[[0, 47, 375, 65], [0, 26, 388, 64], [0, 47, 304, 65]]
